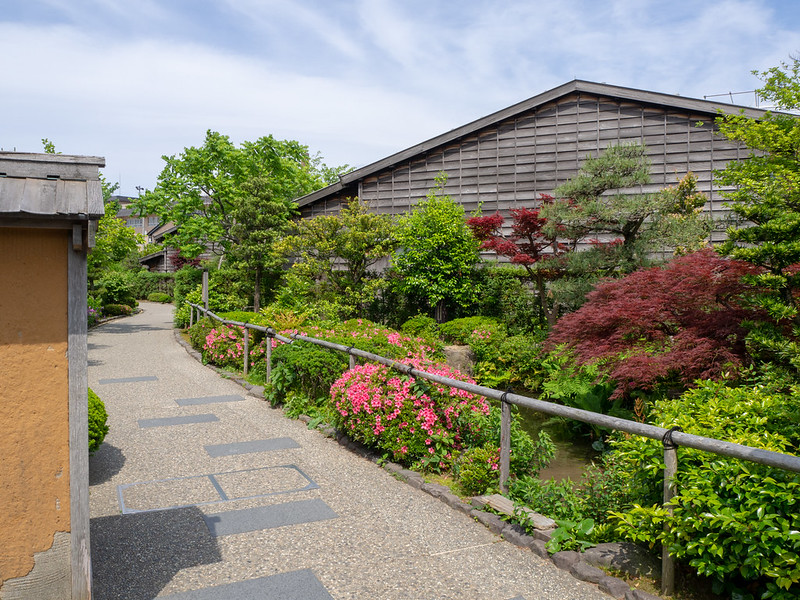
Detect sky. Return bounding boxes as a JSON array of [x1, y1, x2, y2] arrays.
[[2, 0, 800, 196]]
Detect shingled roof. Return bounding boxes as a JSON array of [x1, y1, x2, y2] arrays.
[[296, 79, 766, 209], [0, 152, 105, 220]]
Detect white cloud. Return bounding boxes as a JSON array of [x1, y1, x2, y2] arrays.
[[2, 0, 799, 194]]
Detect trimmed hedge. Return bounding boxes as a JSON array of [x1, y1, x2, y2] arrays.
[[88, 388, 109, 453], [146, 292, 172, 303]]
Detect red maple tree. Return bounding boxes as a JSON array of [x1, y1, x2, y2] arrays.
[[547, 249, 765, 399], [468, 196, 568, 326]]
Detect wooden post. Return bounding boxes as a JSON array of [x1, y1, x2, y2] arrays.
[[243, 327, 249, 376], [202, 271, 209, 312], [661, 428, 679, 596], [499, 394, 511, 494], [349, 352, 356, 370], [68, 232, 92, 599], [265, 332, 272, 384], [189, 304, 194, 327]]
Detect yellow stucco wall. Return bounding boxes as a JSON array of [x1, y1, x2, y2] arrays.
[[0, 228, 70, 582]]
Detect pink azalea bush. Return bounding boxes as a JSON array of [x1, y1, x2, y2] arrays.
[[329, 356, 491, 469]]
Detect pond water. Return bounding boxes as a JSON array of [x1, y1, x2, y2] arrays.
[[517, 407, 599, 482]]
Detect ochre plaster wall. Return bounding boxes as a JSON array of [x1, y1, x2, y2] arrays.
[[0, 228, 70, 582]]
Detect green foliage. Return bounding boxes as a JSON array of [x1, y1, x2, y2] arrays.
[[401, 314, 439, 339], [280, 198, 396, 317], [129, 270, 174, 300], [265, 342, 348, 405], [392, 173, 482, 321], [609, 380, 800, 598], [226, 175, 298, 310], [172, 266, 203, 306], [135, 130, 339, 260], [454, 445, 500, 496], [88, 388, 109, 453], [174, 281, 242, 328], [476, 266, 544, 335], [147, 292, 172, 303], [88, 200, 142, 286], [546, 518, 597, 553], [714, 60, 800, 378], [97, 271, 137, 308], [103, 303, 133, 317], [439, 316, 506, 346]]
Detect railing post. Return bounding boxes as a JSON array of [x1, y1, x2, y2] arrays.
[[661, 427, 680, 597], [243, 326, 249, 376], [499, 392, 511, 494], [349, 347, 355, 370], [265, 331, 272, 384]]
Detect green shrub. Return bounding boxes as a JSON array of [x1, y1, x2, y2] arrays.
[[608, 381, 800, 599], [454, 445, 500, 496], [146, 292, 172, 303], [130, 269, 174, 299], [266, 341, 348, 405], [402, 314, 439, 338], [103, 303, 133, 316], [88, 388, 109, 453], [439, 316, 505, 346], [329, 357, 492, 470], [476, 266, 544, 335], [97, 272, 137, 308], [172, 266, 203, 306], [174, 282, 242, 327]]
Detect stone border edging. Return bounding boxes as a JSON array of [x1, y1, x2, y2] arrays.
[[173, 327, 664, 600]]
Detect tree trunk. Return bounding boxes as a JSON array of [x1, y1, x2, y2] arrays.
[[435, 299, 447, 323], [253, 264, 262, 313]]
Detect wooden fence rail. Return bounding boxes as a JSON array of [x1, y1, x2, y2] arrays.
[[187, 302, 800, 595]]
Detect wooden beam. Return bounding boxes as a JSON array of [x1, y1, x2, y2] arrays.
[[68, 234, 92, 599]]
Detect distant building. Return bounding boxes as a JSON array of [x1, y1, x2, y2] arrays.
[[296, 80, 765, 243], [110, 195, 161, 244]]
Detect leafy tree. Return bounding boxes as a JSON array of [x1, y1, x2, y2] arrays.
[[468, 196, 567, 327], [543, 143, 709, 271], [392, 173, 481, 322], [88, 199, 142, 284], [280, 198, 396, 316], [227, 177, 297, 311], [715, 59, 800, 372], [135, 131, 345, 305], [547, 249, 764, 399]]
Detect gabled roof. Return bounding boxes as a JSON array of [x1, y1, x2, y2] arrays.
[[297, 79, 768, 207], [0, 152, 105, 219]]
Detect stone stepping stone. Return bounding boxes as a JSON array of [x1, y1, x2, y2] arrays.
[[138, 414, 219, 428], [205, 438, 300, 457], [175, 394, 245, 406], [98, 375, 158, 384], [159, 569, 333, 599], [118, 465, 319, 513], [203, 498, 338, 537]]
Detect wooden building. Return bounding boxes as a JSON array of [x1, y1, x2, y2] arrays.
[[0, 152, 105, 599], [296, 80, 764, 231]]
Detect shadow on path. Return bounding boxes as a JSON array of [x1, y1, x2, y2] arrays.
[[91, 506, 222, 600], [89, 443, 126, 486]]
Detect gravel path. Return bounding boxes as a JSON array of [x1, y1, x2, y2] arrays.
[[88, 301, 609, 600]]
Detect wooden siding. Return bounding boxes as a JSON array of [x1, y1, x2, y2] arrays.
[[299, 90, 746, 245]]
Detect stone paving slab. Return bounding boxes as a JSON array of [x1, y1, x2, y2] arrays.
[[204, 437, 300, 457], [98, 375, 158, 384], [138, 414, 220, 428], [118, 465, 320, 513], [203, 498, 339, 537], [159, 569, 334, 600], [175, 394, 245, 406]]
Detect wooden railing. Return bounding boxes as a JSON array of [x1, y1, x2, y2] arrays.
[[187, 302, 800, 595]]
